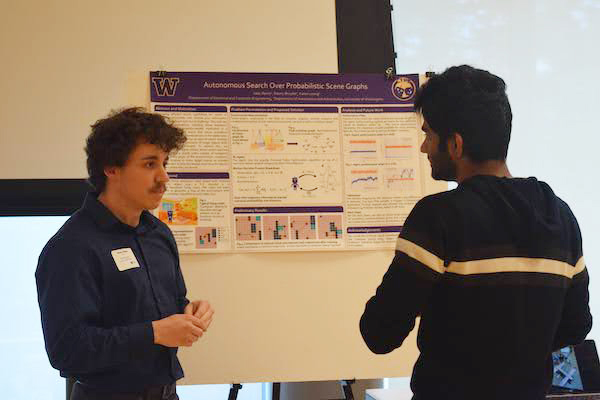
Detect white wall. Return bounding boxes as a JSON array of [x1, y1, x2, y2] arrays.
[[0, 0, 338, 179]]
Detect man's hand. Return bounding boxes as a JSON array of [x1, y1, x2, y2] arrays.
[[184, 300, 214, 331], [152, 314, 204, 347]]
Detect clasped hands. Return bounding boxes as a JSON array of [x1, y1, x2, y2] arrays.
[[152, 300, 214, 347]]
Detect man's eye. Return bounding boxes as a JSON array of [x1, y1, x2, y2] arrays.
[[146, 162, 155, 168]]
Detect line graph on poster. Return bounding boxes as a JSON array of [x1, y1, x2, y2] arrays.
[[384, 167, 417, 192]]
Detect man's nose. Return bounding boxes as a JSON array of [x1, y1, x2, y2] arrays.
[[158, 165, 169, 183]]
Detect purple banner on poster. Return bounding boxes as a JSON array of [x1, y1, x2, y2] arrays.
[[233, 206, 344, 214], [154, 105, 227, 112], [168, 172, 230, 179], [341, 107, 413, 113], [347, 226, 403, 233], [230, 106, 338, 113], [150, 72, 419, 105]]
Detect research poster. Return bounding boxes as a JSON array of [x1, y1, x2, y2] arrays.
[[150, 72, 437, 253]]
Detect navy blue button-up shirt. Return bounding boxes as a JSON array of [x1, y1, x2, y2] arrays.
[[36, 193, 189, 392]]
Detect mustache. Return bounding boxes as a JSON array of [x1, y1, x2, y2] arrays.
[[150, 184, 167, 193]]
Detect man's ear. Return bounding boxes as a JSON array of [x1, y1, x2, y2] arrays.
[[104, 166, 119, 180], [447, 133, 464, 160]]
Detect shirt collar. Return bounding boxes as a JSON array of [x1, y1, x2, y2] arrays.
[[83, 192, 157, 234]]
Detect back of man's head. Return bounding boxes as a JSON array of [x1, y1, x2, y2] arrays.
[[415, 65, 512, 162]]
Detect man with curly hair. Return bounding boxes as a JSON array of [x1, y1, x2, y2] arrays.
[[360, 66, 591, 400], [36, 108, 214, 400]]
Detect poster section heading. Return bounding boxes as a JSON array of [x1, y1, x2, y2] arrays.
[[151, 71, 429, 253]]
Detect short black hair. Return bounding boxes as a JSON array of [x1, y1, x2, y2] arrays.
[[415, 65, 512, 162], [85, 107, 186, 193]]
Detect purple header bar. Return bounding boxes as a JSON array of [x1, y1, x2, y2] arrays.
[[230, 106, 337, 113], [234, 206, 344, 214], [168, 172, 230, 179], [150, 72, 419, 105], [347, 226, 403, 233], [341, 107, 414, 113], [155, 105, 226, 112]]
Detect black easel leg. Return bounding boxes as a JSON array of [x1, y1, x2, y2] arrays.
[[272, 382, 281, 400], [341, 379, 355, 400], [66, 377, 75, 400], [228, 383, 243, 400]]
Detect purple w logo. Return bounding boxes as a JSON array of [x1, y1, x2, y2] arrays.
[[152, 77, 180, 96]]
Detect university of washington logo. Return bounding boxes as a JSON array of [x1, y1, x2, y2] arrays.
[[152, 77, 180, 96], [391, 77, 416, 101]]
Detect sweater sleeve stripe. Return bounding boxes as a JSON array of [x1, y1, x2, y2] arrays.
[[395, 237, 445, 274], [573, 256, 586, 275], [448, 256, 585, 278]]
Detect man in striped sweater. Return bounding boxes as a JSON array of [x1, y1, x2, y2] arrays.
[[360, 65, 592, 400]]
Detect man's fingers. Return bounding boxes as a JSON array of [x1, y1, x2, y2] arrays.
[[199, 309, 214, 323], [183, 304, 193, 315], [190, 323, 204, 337], [201, 317, 213, 331], [185, 314, 204, 328], [198, 301, 210, 314], [201, 316, 213, 329], [194, 301, 212, 318]]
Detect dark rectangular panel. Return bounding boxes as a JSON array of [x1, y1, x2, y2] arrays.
[[336, 0, 396, 73], [0, 179, 88, 216]]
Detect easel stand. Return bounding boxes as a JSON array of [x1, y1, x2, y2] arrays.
[[340, 379, 356, 400], [228, 383, 242, 400], [228, 379, 355, 400]]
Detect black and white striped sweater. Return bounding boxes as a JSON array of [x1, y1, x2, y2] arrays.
[[360, 175, 592, 400]]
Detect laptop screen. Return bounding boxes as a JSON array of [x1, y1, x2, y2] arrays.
[[553, 346, 584, 391]]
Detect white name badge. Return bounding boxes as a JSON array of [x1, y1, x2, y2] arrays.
[[111, 248, 140, 271]]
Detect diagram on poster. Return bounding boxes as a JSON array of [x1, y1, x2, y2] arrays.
[[158, 197, 198, 225]]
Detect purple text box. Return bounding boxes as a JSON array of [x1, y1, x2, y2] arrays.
[[341, 107, 414, 113], [230, 106, 338, 113], [234, 206, 344, 214], [168, 172, 230, 179], [150, 72, 420, 105], [154, 105, 227, 112], [347, 226, 403, 233]]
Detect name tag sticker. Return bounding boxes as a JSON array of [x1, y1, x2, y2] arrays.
[[111, 248, 140, 271]]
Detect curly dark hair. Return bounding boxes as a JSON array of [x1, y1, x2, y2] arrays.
[[415, 65, 512, 162], [85, 107, 186, 193]]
